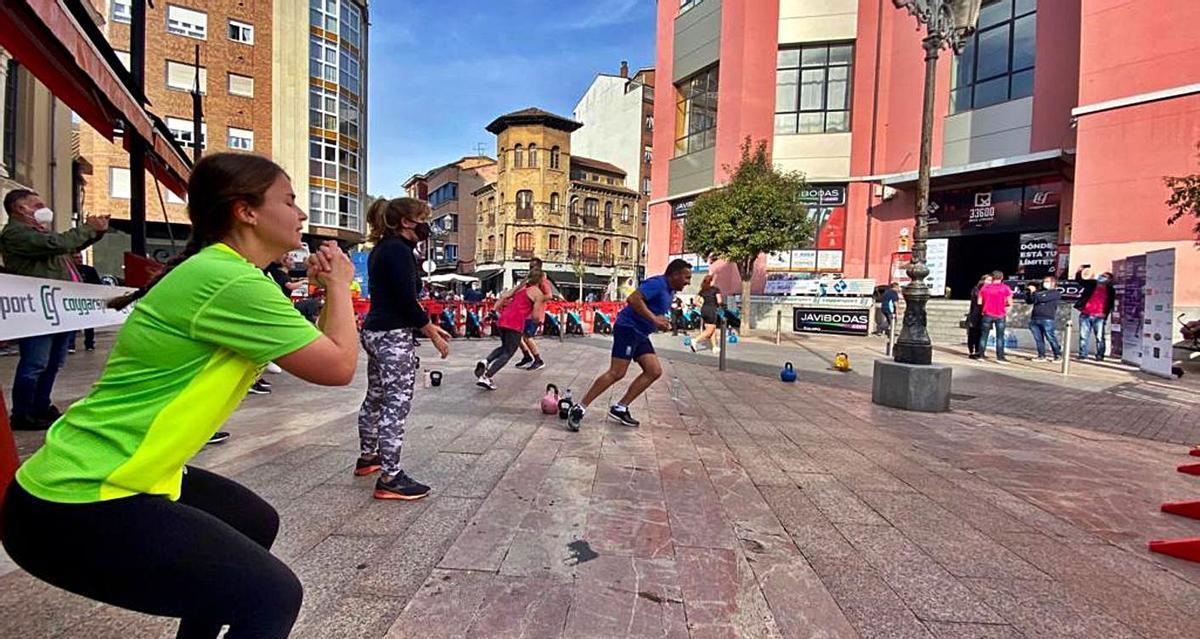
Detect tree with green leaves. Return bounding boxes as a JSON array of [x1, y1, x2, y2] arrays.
[[684, 138, 813, 327], [1164, 147, 1200, 239], [571, 255, 588, 301]]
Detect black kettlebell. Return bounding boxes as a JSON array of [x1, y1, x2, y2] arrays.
[[557, 388, 573, 419], [429, 371, 442, 387]]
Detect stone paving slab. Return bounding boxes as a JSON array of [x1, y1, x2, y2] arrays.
[[2, 335, 1200, 638]]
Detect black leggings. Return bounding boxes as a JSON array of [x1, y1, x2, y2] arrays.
[[485, 327, 524, 377], [0, 467, 301, 639]]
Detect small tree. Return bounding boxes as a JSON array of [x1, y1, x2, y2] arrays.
[[684, 138, 813, 327], [1164, 145, 1200, 239], [571, 256, 588, 302]]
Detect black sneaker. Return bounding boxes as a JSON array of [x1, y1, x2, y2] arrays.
[[39, 405, 63, 422], [567, 404, 585, 432], [374, 471, 431, 501], [607, 406, 640, 427], [248, 380, 272, 395], [206, 431, 231, 445], [527, 359, 546, 371], [354, 453, 382, 476], [514, 356, 535, 369], [10, 414, 50, 431], [474, 359, 488, 378]]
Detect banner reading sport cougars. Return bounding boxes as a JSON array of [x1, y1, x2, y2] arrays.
[[0, 274, 135, 341]]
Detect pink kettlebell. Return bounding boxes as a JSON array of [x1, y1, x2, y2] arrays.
[[541, 384, 560, 415]]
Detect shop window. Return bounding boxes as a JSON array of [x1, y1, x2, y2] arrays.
[[775, 43, 853, 135], [951, 0, 1037, 113]]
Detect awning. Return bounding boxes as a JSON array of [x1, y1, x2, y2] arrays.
[[473, 267, 504, 281], [546, 270, 610, 290], [871, 150, 1072, 190], [428, 273, 479, 284], [0, 0, 191, 195]]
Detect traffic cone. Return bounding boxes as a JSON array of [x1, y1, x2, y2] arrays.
[[1162, 501, 1200, 521], [1148, 538, 1200, 563], [1178, 462, 1200, 476]]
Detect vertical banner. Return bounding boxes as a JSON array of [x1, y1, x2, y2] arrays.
[[1121, 255, 1146, 367], [1018, 231, 1058, 278], [1141, 249, 1176, 378], [925, 238, 949, 297], [1110, 258, 1125, 359]]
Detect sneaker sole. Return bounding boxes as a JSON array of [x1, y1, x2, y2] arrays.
[[527, 364, 545, 371], [476, 381, 495, 390], [354, 464, 382, 476], [606, 413, 639, 427], [373, 489, 431, 501]]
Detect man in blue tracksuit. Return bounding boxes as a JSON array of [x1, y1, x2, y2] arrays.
[[567, 259, 692, 430]]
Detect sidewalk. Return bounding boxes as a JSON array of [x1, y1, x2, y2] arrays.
[[1, 332, 1199, 637]]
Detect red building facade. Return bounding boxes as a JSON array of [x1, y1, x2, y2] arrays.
[[649, 0, 1199, 310]]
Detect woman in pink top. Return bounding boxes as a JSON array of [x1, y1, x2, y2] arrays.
[[474, 272, 547, 389]]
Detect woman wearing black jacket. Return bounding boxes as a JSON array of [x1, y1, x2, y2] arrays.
[[356, 197, 451, 500], [966, 273, 991, 356]]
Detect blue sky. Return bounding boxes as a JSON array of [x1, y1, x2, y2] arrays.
[[365, 0, 656, 195]]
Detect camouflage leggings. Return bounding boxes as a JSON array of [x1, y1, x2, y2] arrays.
[[358, 329, 418, 476]]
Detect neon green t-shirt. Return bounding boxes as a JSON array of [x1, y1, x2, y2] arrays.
[[16, 243, 322, 503]]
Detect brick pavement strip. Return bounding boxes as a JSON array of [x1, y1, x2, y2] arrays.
[[3, 337, 1200, 638]]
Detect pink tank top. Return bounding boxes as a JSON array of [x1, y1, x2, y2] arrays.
[[499, 285, 535, 332]]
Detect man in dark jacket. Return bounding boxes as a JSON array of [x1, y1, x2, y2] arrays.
[[1025, 275, 1063, 361], [1074, 268, 1116, 361]]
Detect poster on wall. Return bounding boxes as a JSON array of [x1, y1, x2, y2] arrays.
[[765, 274, 875, 297], [1120, 255, 1146, 367], [791, 250, 818, 270], [766, 251, 790, 269], [1141, 249, 1175, 378], [1018, 231, 1058, 278], [793, 307, 870, 336], [1110, 258, 1125, 359], [769, 185, 848, 273], [925, 238, 949, 297]]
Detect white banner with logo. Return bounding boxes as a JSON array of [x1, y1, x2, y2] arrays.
[[0, 274, 136, 341], [925, 238, 949, 297], [1141, 248, 1175, 379]]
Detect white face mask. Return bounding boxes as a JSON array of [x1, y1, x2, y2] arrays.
[[33, 207, 54, 225], [1043, 281, 1054, 290]]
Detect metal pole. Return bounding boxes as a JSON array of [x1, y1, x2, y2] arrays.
[[775, 309, 782, 345], [893, 35, 939, 366], [128, 0, 147, 256], [718, 320, 727, 372], [1061, 316, 1072, 376], [192, 45, 202, 165]]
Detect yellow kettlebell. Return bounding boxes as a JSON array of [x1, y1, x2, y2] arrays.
[[833, 352, 851, 372]]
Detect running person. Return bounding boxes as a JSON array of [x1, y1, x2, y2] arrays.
[[512, 257, 552, 370], [689, 274, 722, 352], [356, 197, 451, 501], [475, 272, 548, 389], [0, 153, 360, 638], [567, 259, 692, 430]]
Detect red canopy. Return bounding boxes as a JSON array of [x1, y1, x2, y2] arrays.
[[0, 0, 191, 195]]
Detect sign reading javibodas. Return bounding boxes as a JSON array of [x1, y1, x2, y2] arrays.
[[0, 274, 136, 341]]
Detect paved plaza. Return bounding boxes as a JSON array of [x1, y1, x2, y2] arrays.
[[2, 331, 1200, 638]]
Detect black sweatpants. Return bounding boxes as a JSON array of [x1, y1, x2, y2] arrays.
[[1, 467, 301, 639], [485, 327, 524, 377]]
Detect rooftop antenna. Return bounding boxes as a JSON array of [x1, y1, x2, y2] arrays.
[[474, 143, 487, 156]]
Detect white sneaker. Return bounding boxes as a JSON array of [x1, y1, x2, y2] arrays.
[[265, 361, 283, 375], [475, 375, 496, 390]]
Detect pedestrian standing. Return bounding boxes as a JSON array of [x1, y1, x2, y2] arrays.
[[879, 282, 900, 338], [965, 274, 991, 357], [689, 274, 723, 352], [0, 190, 109, 431], [1075, 269, 1115, 361], [1025, 275, 1063, 361], [974, 270, 1012, 361], [1, 153, 361, 638], [475, 271, 547, 390], [567, 259, 692, 430], [356, 197, 451, 501]]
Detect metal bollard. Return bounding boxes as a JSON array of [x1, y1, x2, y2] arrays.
[[718, 321, 728, 372], [775, 309, 782, 345], [1061, 317, 1072, 376]]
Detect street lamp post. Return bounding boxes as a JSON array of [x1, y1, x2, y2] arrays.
[[890, 0, 981, 366]]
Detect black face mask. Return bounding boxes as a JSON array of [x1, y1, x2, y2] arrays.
[[411, 222, 431, 242]]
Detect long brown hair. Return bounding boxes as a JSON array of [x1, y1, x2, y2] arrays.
[[109, 152, 286, 309], [366, 197, 430, 243]]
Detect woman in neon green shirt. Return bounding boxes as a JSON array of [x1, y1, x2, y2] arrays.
[[0, 153, 360, 638]]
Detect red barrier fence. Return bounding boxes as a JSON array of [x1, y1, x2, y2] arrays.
[[349, 300, 627, 337]]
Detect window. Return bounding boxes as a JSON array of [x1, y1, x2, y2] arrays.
[[582, 237, 599, 257], [165, 60, 206, 94], [516, 190, 533, 219], [3, 59, 16, 174], [604, 201, 614, 229], [167, 190, 185, 205], [309, 139, 337, 180], [228, 73, 254, 98], [310, 0, 338, 32], [680, 0, 703, 15], [952, 0, 1037, 113], [309, 86, 337, 130], [515, 232, 534, 256], [568, 235, 578, 255], [602, 239, 612, 257], [227, 127, 253, 151], [109, 167, 131, 199], [112, 1, 132, 24], [550, 146, 561, 169], [166, 116, 206, 150], [339, 48, 361, 95], [644, 145, 653, 164], [645, 115, 654, 131], [310, 35, 337, 83], [436, 214, 458, 232], [549, 234, 561, 250], [339, 96, 360, 140], [513, 144, 524, 168], [621, 204, 631, 223], [585, 198, 598, 224], [528, 143, 538, 168], [228, 19, 254, 44], [675, 66, 719, 155], [550, 192, 560, 213], [775, 43, 853, 134], [429, 182, 458, 207], [621, 241, 631, 258], [166, 5, 208, 40], [642, 177, 652, 194], [444, 244, 458, 262], [114, 50, 131, 72], [340, 1, 362, 49]]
